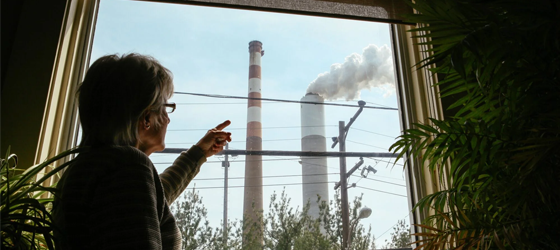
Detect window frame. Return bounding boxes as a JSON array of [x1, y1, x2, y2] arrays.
[[39, 0, 443, 245], [35, 0, 99, 186]]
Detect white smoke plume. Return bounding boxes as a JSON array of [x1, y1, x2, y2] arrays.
[[306, 44, 395, 100]]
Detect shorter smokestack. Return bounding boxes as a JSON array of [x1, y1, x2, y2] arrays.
[[300, 93, 328, 219]]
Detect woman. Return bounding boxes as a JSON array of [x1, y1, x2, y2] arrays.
[[53, 53, 231, 249]]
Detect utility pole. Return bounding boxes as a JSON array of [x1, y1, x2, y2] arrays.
[[332, 100, 366, 250], [222, 143, 229, 244], [338, 121, 350, 249]]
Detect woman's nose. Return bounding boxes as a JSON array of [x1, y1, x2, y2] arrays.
[[166, 113, 171, 124]]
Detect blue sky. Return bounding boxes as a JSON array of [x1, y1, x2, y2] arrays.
[[92, 0, 410, 245]]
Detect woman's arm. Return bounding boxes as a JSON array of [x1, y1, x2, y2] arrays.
[[159, 121, 232, 204], [159, 146, 206, 204]]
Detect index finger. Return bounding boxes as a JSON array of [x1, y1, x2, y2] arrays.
[[215, 120, 231, 131]]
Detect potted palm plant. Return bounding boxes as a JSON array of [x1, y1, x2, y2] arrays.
[[391, 0, 560, 249], [1, 147, 80, 249]]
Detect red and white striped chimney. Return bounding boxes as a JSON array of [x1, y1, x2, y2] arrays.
[[243, 40, 264, 230]]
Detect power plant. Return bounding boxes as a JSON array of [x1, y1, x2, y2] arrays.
[[228, 41, 398, 246], [300, 93, 329, 219]]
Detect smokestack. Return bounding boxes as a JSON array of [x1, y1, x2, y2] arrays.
[[300, 92, 329, 219], [243, 40, 264, 243], [306, 44, 395, 100]]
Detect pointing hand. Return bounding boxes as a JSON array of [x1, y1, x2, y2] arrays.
[[195, 120, 232, 158]]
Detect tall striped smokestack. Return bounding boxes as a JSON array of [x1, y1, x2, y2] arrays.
[[243, 40, 264, 242], [300, 93, 329, 219]]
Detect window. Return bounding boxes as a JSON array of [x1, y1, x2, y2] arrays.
[[89, 1, 408, 245], [42, 0, 441, 247]]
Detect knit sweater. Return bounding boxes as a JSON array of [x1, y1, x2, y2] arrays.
[[53, 145, 206, 250]]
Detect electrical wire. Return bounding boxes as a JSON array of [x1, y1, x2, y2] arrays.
[[176, 102, 246, 105], [153, 155, 406, 184], [167, 125, 337, 132], [189, 181, 333, 190], [165, 138, 302, 145], [184, 172, 406, 187], [209, 150, 404, 178], [365, 157, 404, 167], [194, 172, 339, 181], [174, 100, 395, 109], [374, 214, 411, 244], [351, 127, 397, 138], [363, 100, 395, 109], [346, 140, 389, 151], [355, 186, 407, 197], [167, 125, 399, 140], [153, 157, 305, 164], [162, 139, 393, 155], [174, 91, 398, 110], [153, 163, 406, 187], [186, 181, 407, 198]]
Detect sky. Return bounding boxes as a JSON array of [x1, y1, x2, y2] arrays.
[[91, 0, 410, 246]]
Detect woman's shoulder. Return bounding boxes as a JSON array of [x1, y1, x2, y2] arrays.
[[77, 145, 149, 162], [68, 145, 153, 175]]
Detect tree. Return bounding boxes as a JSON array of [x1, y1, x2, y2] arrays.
[[382, 219, 410, 249], [261, 190, 376, 250], [171, 189, 376, 250], [170, 189, 242, 249]]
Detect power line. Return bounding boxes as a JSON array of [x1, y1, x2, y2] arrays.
[[153, 157, 306, 164], [365, 157, 404, 167], [186, 182, 407, 198], [160, 148, 396, 157], [165, 138, 302, 145], [165, 138, 392, 150], [174, 91, 398, 111], [177, 102, 246, 105], [375, 214, 410, 244], [351, 127, 397, 138], [346, 140, 389, 151], [185, 172, 406, 187], [167, 125, 399, 140], [355, 186, 407, 197], [176, 101, 329, 105], [167, 125, 337, 132], [363, 100, 395, 109], [194, 172, 339, 181], [153, 155, 406, 182], [175, 100, 395, 109], [189, 181, 333, 190], [360, 178, 405, 187], [154, 161, 407, 186]]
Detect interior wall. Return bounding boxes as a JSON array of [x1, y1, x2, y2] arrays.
[[1, 0, 67, 168], [1, 0, 24, 86]]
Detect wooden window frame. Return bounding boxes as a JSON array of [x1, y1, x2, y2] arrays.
[[39, 0, 442, 245]]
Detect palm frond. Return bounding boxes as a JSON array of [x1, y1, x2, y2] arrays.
[[392, 0, 560, 249]]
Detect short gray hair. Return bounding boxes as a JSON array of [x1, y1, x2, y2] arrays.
[[78, 53, 174, 147]]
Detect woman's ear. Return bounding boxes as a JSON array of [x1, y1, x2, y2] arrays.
[[143, 111, 152, 129]]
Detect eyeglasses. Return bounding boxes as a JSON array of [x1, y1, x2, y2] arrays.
[[150, 103, 176, 114], [163, 103, 176, 114]]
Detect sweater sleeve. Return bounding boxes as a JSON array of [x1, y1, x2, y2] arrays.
[[159, 146, 206, 204]]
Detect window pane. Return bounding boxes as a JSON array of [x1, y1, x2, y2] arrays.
[[91, 0, 410, 246]]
